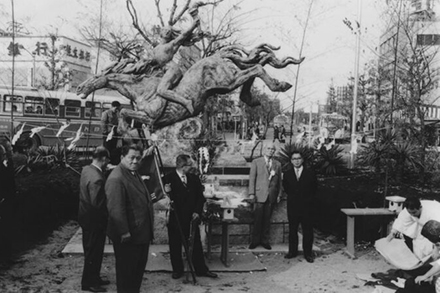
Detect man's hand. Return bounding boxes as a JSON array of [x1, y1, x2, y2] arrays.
[[164, 183, 171, 193], [386, 229, 399, 242], [192, 213, 200, 221], [121, 232, 131, 243], [248, 194, 255, 203], [415, 275, 431, 284]]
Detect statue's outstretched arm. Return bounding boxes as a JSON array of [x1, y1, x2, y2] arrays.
[[171, 5, 201, 47]]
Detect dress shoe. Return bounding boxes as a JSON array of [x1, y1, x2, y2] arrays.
[[305, 255, 314, 263], [98, 278, 110, 286], [248, 243, 258, 249], [81, 286, 107, 292], [172, 272, 183, 279], [261, 243, 272, 250], [197, 271, 218, 278], [284, 252, 298, 259]]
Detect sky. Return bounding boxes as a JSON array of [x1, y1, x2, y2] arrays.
[[2, 0, 386, 113]]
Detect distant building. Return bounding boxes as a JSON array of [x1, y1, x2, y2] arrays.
[[379, 0, 440, 123], [0, 35, 92, 91]]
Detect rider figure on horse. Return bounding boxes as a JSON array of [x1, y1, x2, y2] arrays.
[[104, 4, 204, 115]]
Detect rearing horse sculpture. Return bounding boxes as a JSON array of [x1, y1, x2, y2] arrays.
[[77, 43, 304, 131]]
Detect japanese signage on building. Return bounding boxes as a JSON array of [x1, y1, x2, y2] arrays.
[[0, 35, 92, 69]]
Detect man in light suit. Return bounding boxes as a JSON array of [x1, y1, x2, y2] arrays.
[[163, 154, 217, 280], [78, 146, 110, 292], [248, 143, 282, 250], [282, 151, 317, 263], [105, 144, 154, 293]]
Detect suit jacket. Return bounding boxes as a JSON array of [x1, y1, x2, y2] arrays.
[[78, 164, 107, 230], [248, 156, 282, 204], [162, 171, 205, 226], [282, 165, 317, 215], [105, 164, 154, 244]]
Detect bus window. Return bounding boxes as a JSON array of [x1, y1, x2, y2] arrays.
[[3, 95, 23, 113], [45, 98, 60, 116], [24, 96, 44, 115], [85, 101, 102, 119], [102, 102, 112, 111], [65, 99, 81, 118]]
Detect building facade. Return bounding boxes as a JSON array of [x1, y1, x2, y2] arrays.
[[0, 35, 93, 91]]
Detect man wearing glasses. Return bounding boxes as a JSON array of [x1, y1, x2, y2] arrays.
[[282, 151, 317, 263], [248, 143, 283, 250]]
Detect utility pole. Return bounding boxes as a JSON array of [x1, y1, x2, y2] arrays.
[[349, 0, 362, 169], [390, 0, 403, 127], [10, 0, 15, 140]]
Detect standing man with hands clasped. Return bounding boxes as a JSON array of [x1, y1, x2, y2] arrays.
[[248, 143, 283, 250], [105, 144, 154, 293], [163, 154, 218, 280], [78, 146, 111, 292], [282, 151, 318, 263]]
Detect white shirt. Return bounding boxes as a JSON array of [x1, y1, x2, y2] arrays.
[[393, 200, 440, 239], [176, 170, 187, 184], [294, 166, 303, 179]]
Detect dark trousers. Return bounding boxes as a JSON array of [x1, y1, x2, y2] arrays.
[[103, 136, 119, 165], [287, 212, 314, 257], [81, 228, 106, 287], [251, 201, 274, 245], [167, 221, 208, 275], [396, 278, 435, 293], [0, 199, 13, 261], [404, 234, 414, 252], [112, 242, 149, 293]]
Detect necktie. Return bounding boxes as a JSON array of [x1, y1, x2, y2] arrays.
[[181, 175, 187, 186], [295, 168, 300, 179]]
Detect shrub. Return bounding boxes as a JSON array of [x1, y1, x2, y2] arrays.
[[276, 142, 316, 171], [277, 142, 347, 176], [315, 145, 348, 176]]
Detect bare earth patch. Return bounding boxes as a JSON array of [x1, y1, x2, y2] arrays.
[[0, 221, 393, 293]]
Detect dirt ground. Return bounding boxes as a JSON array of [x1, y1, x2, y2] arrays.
[[0, 220, 394, 293]]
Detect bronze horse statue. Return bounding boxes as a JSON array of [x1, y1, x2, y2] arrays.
[[77, 43, 304, 131]]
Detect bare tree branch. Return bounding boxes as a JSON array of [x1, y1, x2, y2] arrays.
[[168, 0, 178, 26], [170, 0, 191, 26], [155, 0, 166, 27], [126, 0, 154, 45]]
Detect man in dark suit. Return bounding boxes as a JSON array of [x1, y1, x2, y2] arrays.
[[105, 144, 154, 293], [248, 143, 282, 250], [282, 151, 317, 263], [163, 154, 217, 280], [78, 146, 110, 292]]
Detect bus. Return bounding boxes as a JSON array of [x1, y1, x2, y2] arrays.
[[0, 87, 132, 151], [318, 113, 349, 141]]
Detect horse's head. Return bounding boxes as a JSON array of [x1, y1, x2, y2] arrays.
[[76, 75, 108, 99]]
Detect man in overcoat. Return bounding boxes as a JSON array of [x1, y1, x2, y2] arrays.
[[78, 146, 110, 292], [282, 151, 317, 262], [248, 143, 282, 250], [105, 144, 154, 293]]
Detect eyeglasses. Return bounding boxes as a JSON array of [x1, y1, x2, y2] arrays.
[[292, 157, 302, 160]]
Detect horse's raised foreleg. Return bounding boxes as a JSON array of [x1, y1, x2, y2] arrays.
[[239, 78, 261, 107], [119, 108, 153, 127]]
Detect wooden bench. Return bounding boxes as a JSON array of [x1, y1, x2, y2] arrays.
[[340, 208, 396, 258]]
